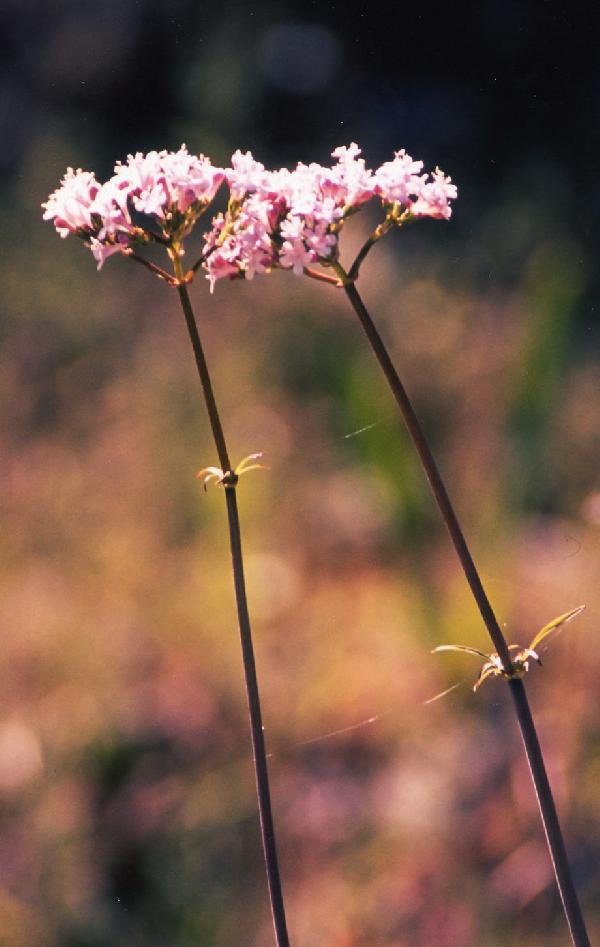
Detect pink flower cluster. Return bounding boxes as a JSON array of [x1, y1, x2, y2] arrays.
[[43, 143, 457, 283], [204, 143, 456, 290], [42, 146, 224, 269]]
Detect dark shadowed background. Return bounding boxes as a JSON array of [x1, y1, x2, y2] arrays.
[[0, 2, 599, 945]]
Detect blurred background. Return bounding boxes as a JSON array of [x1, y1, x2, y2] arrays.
[[1, 1, 599, 944]]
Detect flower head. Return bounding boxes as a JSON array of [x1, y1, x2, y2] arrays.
[[42, 167, 101, 238], [44, 142, 457, 282], [204, 143, 457, 289], [227, 150, 269, 201], [410, 167, 458, 221], [372, 149, 424, 206], [110, 145, 224, 226], [43, 146, 225, 270]]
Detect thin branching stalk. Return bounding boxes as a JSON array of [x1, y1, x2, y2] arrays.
[[175, 264, 291, 947], [128, 252, 178, 285], [335, 267, 590, 947]]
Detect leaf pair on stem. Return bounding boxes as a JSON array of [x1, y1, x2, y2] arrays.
[[434, 605, 586, 691]]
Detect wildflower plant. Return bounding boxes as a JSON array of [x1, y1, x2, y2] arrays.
[[44, 145, 292, 947], [44, 141, 590, 947]]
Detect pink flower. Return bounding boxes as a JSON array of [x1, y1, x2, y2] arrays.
[[110, 145, 224, 227], [161, 146, 224, 213], [211, 145, 373, 287], [202, 199, 277, 292], [328, 142, 374, 207], [410, 168, 458, 220], [372, 149, 424, 205], [204, 245, 243, 291], [279, 217, 317, 274], [44, 146, 227, 271], [45, 142, 457, 284], [372, 151, 457, 219], [227, 150, 269, 200], [89, 234, 132, 270], [91, 178, 135, 240], [42, 168, 100, 238]]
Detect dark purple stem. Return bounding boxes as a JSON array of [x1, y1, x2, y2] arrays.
[[509, 678, 590, 947], [340, 276, 590, 947], [340, 279, 512, 668], [176, 280, 291, 947]]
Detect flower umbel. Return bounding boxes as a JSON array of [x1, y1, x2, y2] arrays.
[[43, 143, 456, 285], [433, 606, 585, 691], [203, 143, 457, 290], [43, 146, 225, 270]]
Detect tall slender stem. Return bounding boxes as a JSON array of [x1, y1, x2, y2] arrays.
[[339, 275, 590, 947], [176, 280, 231, 473], [340, 277, 512, 670], [176, 277, 291, 947], [509, 678, 590, 947]]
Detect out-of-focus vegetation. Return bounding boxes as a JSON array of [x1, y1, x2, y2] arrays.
[[1, 3, 599, 945]]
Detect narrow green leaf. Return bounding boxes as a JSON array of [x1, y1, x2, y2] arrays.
[[432, 644, 490, 660], [473, 665, 499, 691], [528, 605, 585, 653]]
